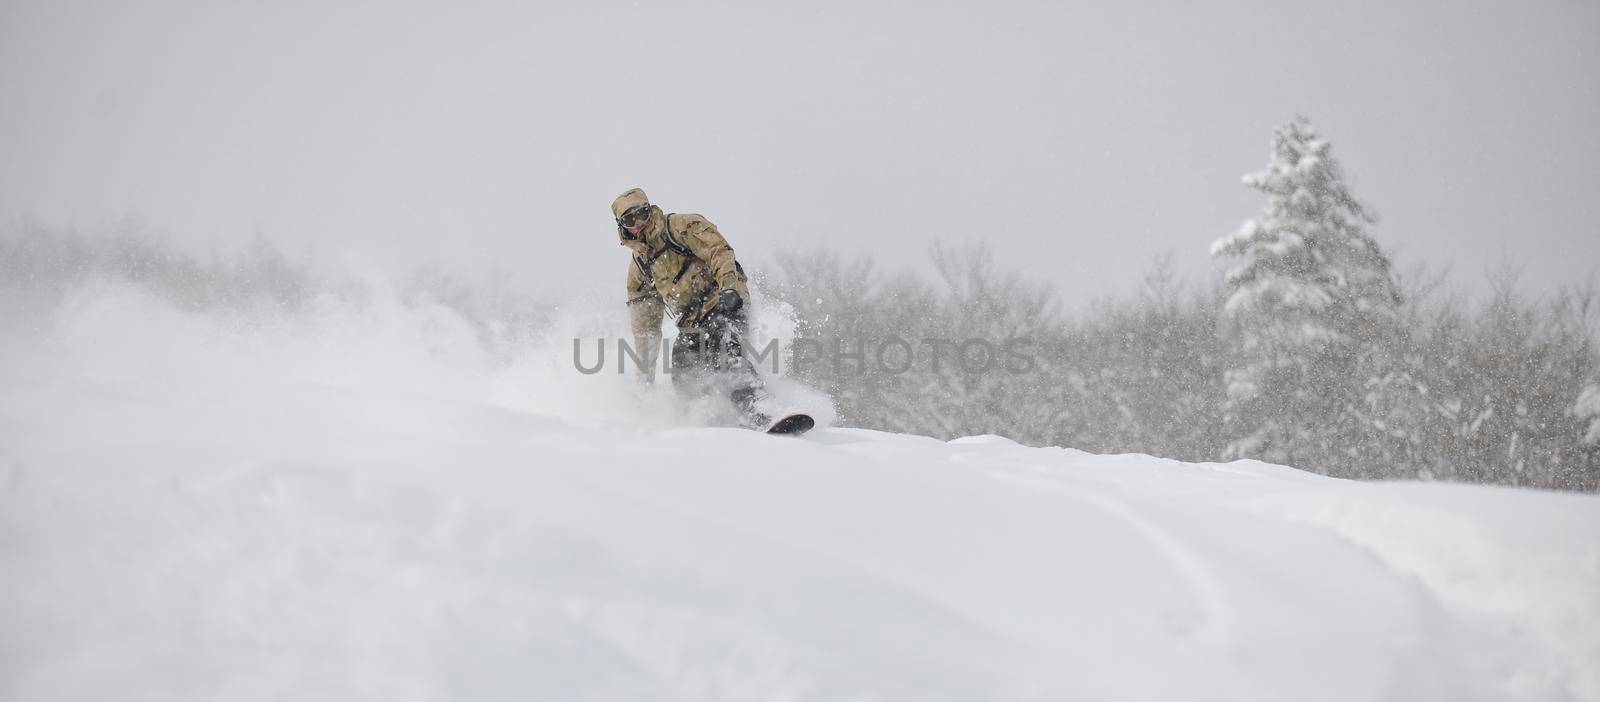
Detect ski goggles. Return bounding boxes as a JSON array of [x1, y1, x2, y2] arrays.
[[619, 206, 651, 229]]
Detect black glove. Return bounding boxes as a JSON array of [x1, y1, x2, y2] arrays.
[[714, 288, 744, 315]]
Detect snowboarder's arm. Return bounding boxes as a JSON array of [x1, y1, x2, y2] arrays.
[[680, 217, 748, 299], [626, 263, 663, 381]]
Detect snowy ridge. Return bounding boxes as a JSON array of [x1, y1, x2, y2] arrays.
[[2, 280, 1597, 701]]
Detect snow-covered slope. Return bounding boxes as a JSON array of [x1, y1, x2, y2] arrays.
[[2, 282, 1597, 702]]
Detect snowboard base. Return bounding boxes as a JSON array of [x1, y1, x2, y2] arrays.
[[765, 414, 815, 436]]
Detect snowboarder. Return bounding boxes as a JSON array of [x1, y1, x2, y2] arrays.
[[614, 187, 777, 429]]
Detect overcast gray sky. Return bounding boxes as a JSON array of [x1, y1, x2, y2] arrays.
[[3, 0, 1596, 306]]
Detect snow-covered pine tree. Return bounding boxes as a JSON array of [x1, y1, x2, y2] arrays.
[[1210, 117, 1409, 478], [1580, 383, 1600, 446]]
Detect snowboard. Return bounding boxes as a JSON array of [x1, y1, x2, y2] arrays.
[[764, 413, 815, 436]]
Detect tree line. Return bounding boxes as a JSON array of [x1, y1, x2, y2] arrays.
[[760, 118, 1599, 492]]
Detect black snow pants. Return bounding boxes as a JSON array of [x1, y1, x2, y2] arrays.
[[671, 307, 767, 426]]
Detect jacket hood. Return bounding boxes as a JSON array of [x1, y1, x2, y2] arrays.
[[611, 188, 649, 219]]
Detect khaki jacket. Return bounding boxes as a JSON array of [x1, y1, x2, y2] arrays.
[[621, 206, 749, 375]]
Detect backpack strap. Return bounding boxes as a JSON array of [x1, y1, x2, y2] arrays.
[[660, 213, 693, 256], [660, 213, 700, 283], [636, 212, 702, 286]]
